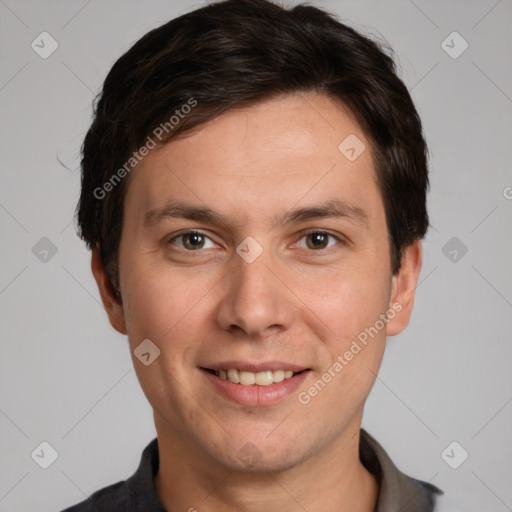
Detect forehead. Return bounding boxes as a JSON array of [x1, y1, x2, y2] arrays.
[[124, 92, 384, 227]]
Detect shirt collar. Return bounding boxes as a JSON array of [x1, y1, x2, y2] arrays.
[[360, 429, 442, 511]]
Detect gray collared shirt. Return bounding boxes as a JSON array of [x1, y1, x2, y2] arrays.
[[61, 429, 442, 511], [359, 429, 442, 511]]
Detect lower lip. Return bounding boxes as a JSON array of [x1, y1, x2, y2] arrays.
[[201, 369, 310, 406]]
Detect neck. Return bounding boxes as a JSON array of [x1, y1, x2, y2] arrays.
[[154, 417, 379, 512]]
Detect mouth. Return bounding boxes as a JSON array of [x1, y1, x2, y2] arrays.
[[201, 367, 310, 386], [200, 364, 311, 406]]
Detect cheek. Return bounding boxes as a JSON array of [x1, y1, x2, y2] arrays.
[[297, 272, 389, 425], [300, 264, 391, 398], [304, 266, 392, 342], [120, 265, 211, 402], [331, 271, 391, 366], [121, 259, 207, 346]]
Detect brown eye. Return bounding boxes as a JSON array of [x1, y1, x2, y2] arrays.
[[295, 230, 343, 251], [169, 231, 215, 251], [305, 232, 329, 249], [182, 233, 205, 250]]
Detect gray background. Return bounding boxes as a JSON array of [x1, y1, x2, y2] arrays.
[[1, 0, 511, 511]]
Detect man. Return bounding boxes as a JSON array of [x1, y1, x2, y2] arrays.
[[63, 0, 442, 510]]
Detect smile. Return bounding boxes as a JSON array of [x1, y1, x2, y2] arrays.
[[213, 368, 303, 386], [201, 366, 311, 406]]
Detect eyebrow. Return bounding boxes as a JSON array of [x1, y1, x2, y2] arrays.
[[278, 198, 368, 227], [143, 198, 368, 229]]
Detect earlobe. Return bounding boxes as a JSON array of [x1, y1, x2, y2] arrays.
[[91, 248, 127, 335], [386, 241, 423, 337]]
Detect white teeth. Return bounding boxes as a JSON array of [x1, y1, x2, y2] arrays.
[[255, 371, 274, 386], [273, 369, 285, 383], [215, 368, 301, 385], [239, 371, 256, 385], [227, 369, 240, 384]]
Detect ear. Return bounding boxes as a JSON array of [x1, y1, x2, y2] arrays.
[[386, 241, 423, 336], [91, 247, 127, 335]]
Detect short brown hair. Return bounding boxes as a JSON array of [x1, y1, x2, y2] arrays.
[[76, 0, 429, 301]]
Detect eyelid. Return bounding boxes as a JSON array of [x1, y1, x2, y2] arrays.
[[166, 228, 347, 251], [291, 229, 348, 252], [300, 228, 346, 242], [167, 229, 218, 249]]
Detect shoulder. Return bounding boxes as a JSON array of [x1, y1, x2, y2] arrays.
[[58, 437, 161, 512], [360, 429, 443, 512], [58, 480, 128, 512]]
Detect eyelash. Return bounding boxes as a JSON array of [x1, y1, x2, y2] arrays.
[[167, 229, 345, 252], [167, 230, 217, 251]]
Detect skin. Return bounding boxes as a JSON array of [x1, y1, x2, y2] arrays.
[[92, 92, 422, 512]]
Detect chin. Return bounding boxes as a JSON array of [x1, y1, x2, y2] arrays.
[[206, 432, 312, 474]]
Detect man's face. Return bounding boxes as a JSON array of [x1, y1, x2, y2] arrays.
[[102, 93, 417, 472]]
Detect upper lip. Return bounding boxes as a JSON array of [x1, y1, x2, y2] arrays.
[[201, 361, 310, 373]]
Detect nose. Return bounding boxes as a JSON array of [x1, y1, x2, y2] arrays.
[[215, 249, 294, 339]]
